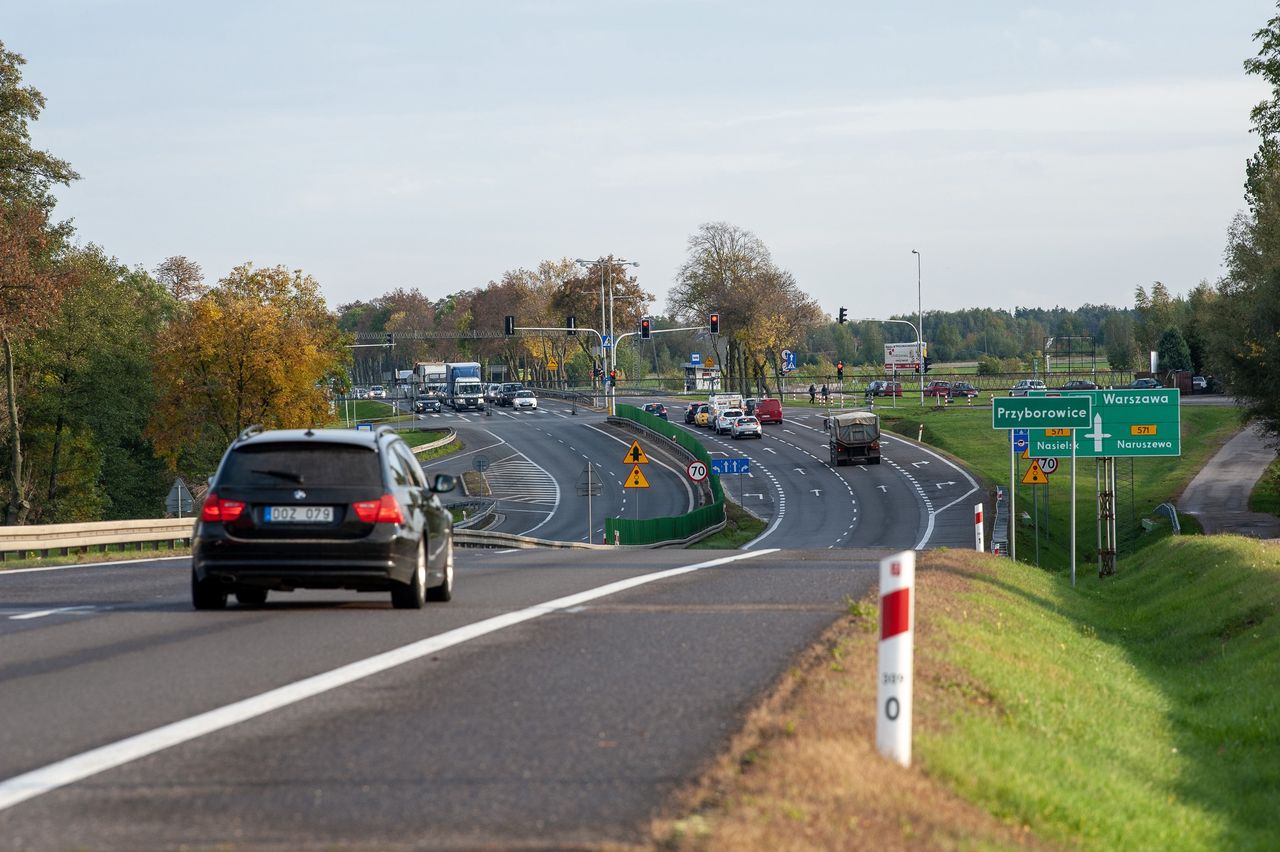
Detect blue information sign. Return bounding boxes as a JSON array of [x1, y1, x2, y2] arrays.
[[711, 458, 751, 475], [691, 352, 702, 365], [1011, 428, 1028, 453], [781, 349, 797, 373]]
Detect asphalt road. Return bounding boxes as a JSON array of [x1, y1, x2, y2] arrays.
[[0, 548, 882, 848], [0, 393, 988, 847]]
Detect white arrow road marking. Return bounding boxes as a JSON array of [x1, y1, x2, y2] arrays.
[[935, 481, 956, 489], [877, 485, 889, 492], [762, 447, 777, 454], [794, 468, 806, 475], [745, 492, 765, 500], [810, 489, 822, 497], [911, 461, 930, 468]]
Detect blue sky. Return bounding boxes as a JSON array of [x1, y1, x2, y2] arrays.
[[9, 1, 1275, 320]]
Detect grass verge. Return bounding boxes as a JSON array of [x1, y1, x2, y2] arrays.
[[690, 499, 766, 549], [655, 541, 1280, 849], [1249, 456, 1280, 515]]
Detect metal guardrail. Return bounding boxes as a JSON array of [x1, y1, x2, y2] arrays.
[[0, 518, 194, 561], [991, 486, 1010, 557]]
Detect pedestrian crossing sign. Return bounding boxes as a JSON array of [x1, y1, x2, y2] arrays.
[[625, 465, 650, 489], [1021, 460, 1049, 485]]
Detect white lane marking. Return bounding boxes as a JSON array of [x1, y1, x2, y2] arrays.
[[0, 550, 779, 812], [9, 606, 96, 621], [483, 429, 561, 537], [0, 555, 190, 575], [419, 436, 508, 468]]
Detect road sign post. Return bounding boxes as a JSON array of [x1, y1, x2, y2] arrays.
[[877, 550, 915, 767], [992, 397, 1091, 576]]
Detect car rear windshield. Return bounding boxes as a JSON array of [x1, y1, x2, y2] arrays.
[[218, 443, 383, 489]]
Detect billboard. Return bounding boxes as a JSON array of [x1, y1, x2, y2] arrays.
[[884, 342, 927, 372]]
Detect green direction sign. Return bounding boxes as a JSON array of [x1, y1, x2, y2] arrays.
[[992, 396, 1093, 431], [1027, 388, 1181, 458]]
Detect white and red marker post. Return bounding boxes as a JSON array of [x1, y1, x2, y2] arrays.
[[974, 503, 985, 552], [876, 550, 915, 767]]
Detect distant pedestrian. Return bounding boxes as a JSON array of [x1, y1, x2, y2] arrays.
[[809, 383, 817, 404], [821, 383, 829, 404]]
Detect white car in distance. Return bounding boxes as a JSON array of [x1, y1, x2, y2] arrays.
[[512, 390, 538, 411], [731, 415, 762, 439], [715, 408, 744, 434]]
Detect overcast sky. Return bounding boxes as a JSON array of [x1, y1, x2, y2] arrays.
[[9, 1, 1276, 321]]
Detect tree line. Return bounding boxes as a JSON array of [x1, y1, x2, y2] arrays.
[[9, 3, 1280, 525]]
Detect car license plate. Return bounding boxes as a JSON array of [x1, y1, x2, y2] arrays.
[[265, 505, 333, 523]]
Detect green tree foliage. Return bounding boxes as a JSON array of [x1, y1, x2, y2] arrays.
[[18, 247, 173, 521], [1102, 313, 1138, 371], [0, 43, 79, 523], [1206, 6, 1280, 435], [149, 264, 348, 478], [1156, 327, 1193, 372]]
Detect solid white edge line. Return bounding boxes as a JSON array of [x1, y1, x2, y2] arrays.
[[0, 548, 779, 813]]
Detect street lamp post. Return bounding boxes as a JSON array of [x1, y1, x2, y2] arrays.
[[575, 256, 639, 415], [912, 249, 923, 406]]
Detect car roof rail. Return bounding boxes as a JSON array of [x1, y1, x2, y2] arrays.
[[237, 424, 265, 441], [374, 424, 399, 438]]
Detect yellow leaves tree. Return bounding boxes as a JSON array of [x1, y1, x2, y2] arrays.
[[149, 263, 348, 471]]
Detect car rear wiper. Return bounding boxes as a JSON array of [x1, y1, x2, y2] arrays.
[[250, 468, 305, 484]]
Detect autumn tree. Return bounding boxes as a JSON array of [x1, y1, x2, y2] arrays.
[[154, 255, 206, 302], [671, 222, 819, 395], [552, 257, 650, 383], [149, 264, 349, 476]]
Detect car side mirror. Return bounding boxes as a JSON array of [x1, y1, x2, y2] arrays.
[[430, 473, 457, 494]]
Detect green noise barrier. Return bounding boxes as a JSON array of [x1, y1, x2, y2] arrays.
[[605, 404, 725, 545]]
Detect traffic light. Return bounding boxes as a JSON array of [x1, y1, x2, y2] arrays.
[[566, 315, 577, 336], [641, 318, 651, 339], [384, 332, 393, 346], [504, 315, 515, 336], [709, 312, 719, 334], [837, 307, 847, 324], [836, 360, 844, 381]]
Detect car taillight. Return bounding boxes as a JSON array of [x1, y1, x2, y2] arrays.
[[872, 440, 881, 449], [352, 494, 404, 524], [200, 494, 245, 523]]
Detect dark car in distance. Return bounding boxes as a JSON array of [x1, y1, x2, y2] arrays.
[[1060, 379, 1099, 392], [192, 426, 457, 610], [684, 403, 700, 424], [949, 382, 980, 398], [1129, 377, 1162, 389], [642, 402, 669, 420]]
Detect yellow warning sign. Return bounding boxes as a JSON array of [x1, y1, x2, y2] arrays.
[[1021, 460, 1049, 485], [624, 464, 650, 489], [623, 440, 649, 465], [547, 359, 558, 371]]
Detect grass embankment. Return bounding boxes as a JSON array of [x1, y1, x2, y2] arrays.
[[874, 402, 1240, 571], [691, 498, 766, 549], [1249, 457, 1280, 516], [657, 542, 1280, 849]]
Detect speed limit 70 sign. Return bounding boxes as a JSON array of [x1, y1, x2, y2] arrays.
[[686, 460, 708, 482]]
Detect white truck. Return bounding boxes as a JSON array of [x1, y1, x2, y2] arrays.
[[415, 362, 447, 399], [445, 362, 485, 411]]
